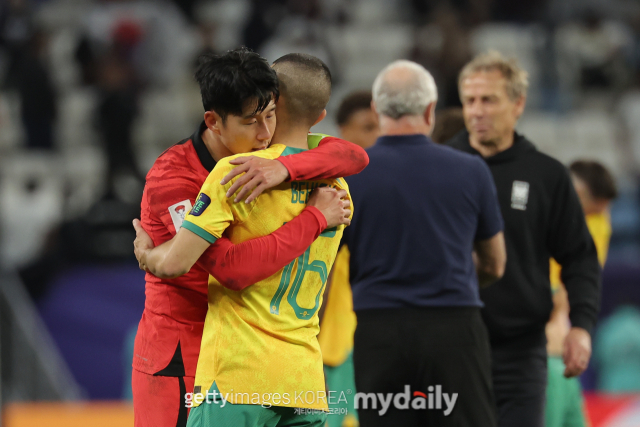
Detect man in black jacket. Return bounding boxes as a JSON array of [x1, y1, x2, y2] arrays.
[[447, 51, 601, 427]]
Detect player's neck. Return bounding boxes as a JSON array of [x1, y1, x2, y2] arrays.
[[272, 124, 310, 150], [379, 115, 432, 137], [201, 127, 233, 162]]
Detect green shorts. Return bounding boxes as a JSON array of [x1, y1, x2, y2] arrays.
[[324, 352, 359, 427], [545, 356, 587, 427], [186, 383, 327, 427]]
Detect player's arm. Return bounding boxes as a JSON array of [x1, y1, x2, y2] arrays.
[[134, 189, 350, 284], [221, 136, 369, 203], [474, 232, 506, 287], [548, 168, 600, 378], [197, 187, 350, 290], [135, 224, 211, 278], [136, 162, 240, 278], [473, 158, 506, 287], [277, 135, 369, 180], [135, 160, 351, 282]]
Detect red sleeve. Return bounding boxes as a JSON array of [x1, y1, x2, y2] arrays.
[[142, 176, 201, 244], [196, 206, 328, 291], [277, 136, 369, 181]]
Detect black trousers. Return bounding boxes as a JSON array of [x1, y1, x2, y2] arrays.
[[491, 331, 548, 427], [353, 307, 497, 427]]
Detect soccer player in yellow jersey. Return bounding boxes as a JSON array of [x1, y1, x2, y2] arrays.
[[319, 246, 358, 427], [139, 53, 351, 427], [546, 160, 617, 427], [317, 92, 381, 427]]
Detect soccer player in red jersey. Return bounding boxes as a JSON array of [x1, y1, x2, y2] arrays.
[[131, 48, 368, 427]]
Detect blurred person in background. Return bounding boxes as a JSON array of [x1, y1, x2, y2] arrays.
[[316, 89, 380, 427], [242, 0, 287, 52], [557, 9, 633, 91], [490, 0, 549, 23], [335, 90, 380, 149], [447, 51, 601, 427], [431, 107, 465, 144], [131, 48, 368, 427], [546, 160, 617, 427], [409, 0, 492, 26], [410, 5, 472, 108], [2, 0, 57, 150], [344, 59, 506, 426], [75, 0, 192, 201], [319, 244, 359, 427], [260, 0, 337, 77]]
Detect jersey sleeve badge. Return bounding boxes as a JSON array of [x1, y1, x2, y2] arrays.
[[169, 199, 193, 231]]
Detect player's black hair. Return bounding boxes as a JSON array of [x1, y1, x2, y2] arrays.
[[569, 160, 618, 201], [271, 53, 332, 127], [336, 91, 373, 126], [195, 47, 279, 122]]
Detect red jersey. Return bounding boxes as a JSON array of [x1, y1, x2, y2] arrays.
[[134, 124, 214, 376], [133, 122, 369, 378]]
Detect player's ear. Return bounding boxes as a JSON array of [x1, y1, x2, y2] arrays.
[[371, 100, 378, 116], [514, 95, 527, 120], [312, 109, 327, 127], [204, 110, 223, 135], [424, 102, 436, 127]]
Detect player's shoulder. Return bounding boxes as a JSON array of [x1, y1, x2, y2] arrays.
[[513, 133, 564, 169], [424, 141, 489, 178], [528, 148, 566, 171], [434, 141, 482, 164], [147, 138, 196, 180], [525, 146, 570, 184], [307, 133, 333, 148], [214, 145, 285, 171]]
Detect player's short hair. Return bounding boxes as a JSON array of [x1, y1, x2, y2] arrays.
[[372, 60, 438, 120], [336, 91, 373, 126], [195, 47, 279, 122], [432, 107, 466, 144], [272, 53, 332, 127], [458, 50, 529, 101], [569, 160, 618, 201]]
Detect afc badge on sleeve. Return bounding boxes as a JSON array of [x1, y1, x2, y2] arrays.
[[169, 199, 192, 231]]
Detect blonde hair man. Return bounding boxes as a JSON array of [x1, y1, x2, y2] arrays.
[[447, 52, 601, 427]]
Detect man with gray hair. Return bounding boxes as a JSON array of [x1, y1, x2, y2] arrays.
[[447, 51, 601, 427], [342, 59, 506, 426]]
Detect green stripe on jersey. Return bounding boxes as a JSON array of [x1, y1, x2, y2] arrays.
[[182, 220, 218, 244], [281, 134, 332, 156]]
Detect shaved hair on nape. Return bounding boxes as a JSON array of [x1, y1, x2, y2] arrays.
[[272, 53, 332, 127]]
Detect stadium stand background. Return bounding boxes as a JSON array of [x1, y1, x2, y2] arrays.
[[2, 0, 640, 425]]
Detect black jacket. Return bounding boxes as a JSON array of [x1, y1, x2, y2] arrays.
[[448, 131, 601, 345]]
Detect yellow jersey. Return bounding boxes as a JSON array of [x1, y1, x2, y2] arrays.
[[182, 137, 351, 410], [550, 211, 612, 290]]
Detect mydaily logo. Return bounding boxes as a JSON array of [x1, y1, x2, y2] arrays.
[[354, 385, 458, 416]]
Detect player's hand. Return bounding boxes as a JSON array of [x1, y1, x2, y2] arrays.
[[132, 219, 154, 272], [308, 187, 351, 228], [562, 327, 592, 378], [221, 157, 290, 204]]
